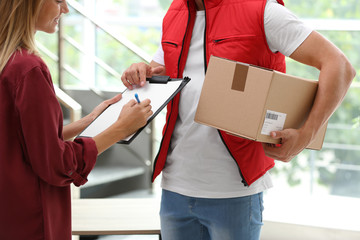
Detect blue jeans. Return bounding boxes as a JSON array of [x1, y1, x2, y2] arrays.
[[160, 189, 264, 240]]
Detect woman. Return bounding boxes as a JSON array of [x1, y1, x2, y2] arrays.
[[0, 0, 152, 239]]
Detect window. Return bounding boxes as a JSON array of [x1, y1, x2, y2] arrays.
[[36, 0, 360, 232], [264, 0, 360, 230]]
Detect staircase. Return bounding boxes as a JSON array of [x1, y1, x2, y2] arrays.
[[42, 0, 158, 199]]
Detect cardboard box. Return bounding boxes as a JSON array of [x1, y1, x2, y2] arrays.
[[194, 56, 327, 150]]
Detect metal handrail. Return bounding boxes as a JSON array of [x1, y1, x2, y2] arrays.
[[37, 40, 106, 98], [67, 0, 152, 63], [54, 85, 82, 127], [63, 34, 122, 80], [54, 0, 153, 98]]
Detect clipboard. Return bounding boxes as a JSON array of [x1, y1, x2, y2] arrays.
[[77, 76, 191, 144]]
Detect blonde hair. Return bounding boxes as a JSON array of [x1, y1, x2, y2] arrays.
[[0, 0, 44, 73]]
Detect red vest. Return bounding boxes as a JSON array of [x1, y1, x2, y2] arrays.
[[152, 0, 286, 186]]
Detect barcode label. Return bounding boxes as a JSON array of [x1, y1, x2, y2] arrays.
[[261, 110, 286, 135], [266, 112, 279, 120]]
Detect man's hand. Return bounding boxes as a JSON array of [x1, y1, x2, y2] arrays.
[[121, 61, 165, 90], [262, 128, 312, 162]]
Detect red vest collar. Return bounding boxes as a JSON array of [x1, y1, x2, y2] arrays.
[[183, 0, 284, 9]]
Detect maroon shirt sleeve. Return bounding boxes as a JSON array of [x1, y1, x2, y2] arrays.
[[15, 66, 97, 187]]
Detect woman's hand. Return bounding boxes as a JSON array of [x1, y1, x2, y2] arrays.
[[63, 94, 123, 140], [114, 98, 153, 137], [92, 98, 153, 154], [87, 94, 123, 122]]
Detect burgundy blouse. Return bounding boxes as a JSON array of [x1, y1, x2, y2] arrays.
[[0, 50, 98, 240]]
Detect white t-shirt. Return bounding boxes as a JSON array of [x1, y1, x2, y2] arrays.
[[152, 0, 312, 198]]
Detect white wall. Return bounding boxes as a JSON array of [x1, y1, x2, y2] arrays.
[[261, 221, 360, 240]]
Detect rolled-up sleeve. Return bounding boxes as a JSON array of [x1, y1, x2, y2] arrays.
[[64, 138, 98, 186]]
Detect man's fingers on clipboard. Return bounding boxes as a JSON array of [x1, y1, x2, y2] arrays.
[[150, 66, 166, 76], [121, 63, 149, 89], [121, 63, 141, 89], [121, 74, 133, 90], [129, 63, 147, 85]]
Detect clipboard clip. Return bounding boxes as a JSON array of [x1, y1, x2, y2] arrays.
[[146, 76, 171, 84]]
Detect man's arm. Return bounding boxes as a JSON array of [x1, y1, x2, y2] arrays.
[[263, 31, 356, 162]]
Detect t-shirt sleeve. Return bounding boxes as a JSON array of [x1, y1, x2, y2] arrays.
[[15, 66, 98, 187], [264, 0, 313, 56], [152, 33, 165, 65]]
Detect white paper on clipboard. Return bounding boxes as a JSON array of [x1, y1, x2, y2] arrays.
[[77, 77, 190, 144]]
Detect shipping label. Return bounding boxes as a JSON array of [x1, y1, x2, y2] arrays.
[[261, 110, 287, 135]]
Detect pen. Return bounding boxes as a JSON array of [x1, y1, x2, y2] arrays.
[[135, 93, 141, 103]]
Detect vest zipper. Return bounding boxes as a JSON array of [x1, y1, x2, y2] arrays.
[[177, 1, 191, 78], [153, 1, 192, 181], [217, 131, 249, 187], [202, 0, 208, 73], [152, 99, 175, 181], [203, 1, 247, 186]]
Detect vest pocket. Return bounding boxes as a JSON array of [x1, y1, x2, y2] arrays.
[[213, 35, 257, 44], [210, 35, 263, 63], [162, 41, 179, 48]]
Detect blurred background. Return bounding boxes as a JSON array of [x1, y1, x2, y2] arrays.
[[35, 0, 360, 239]]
